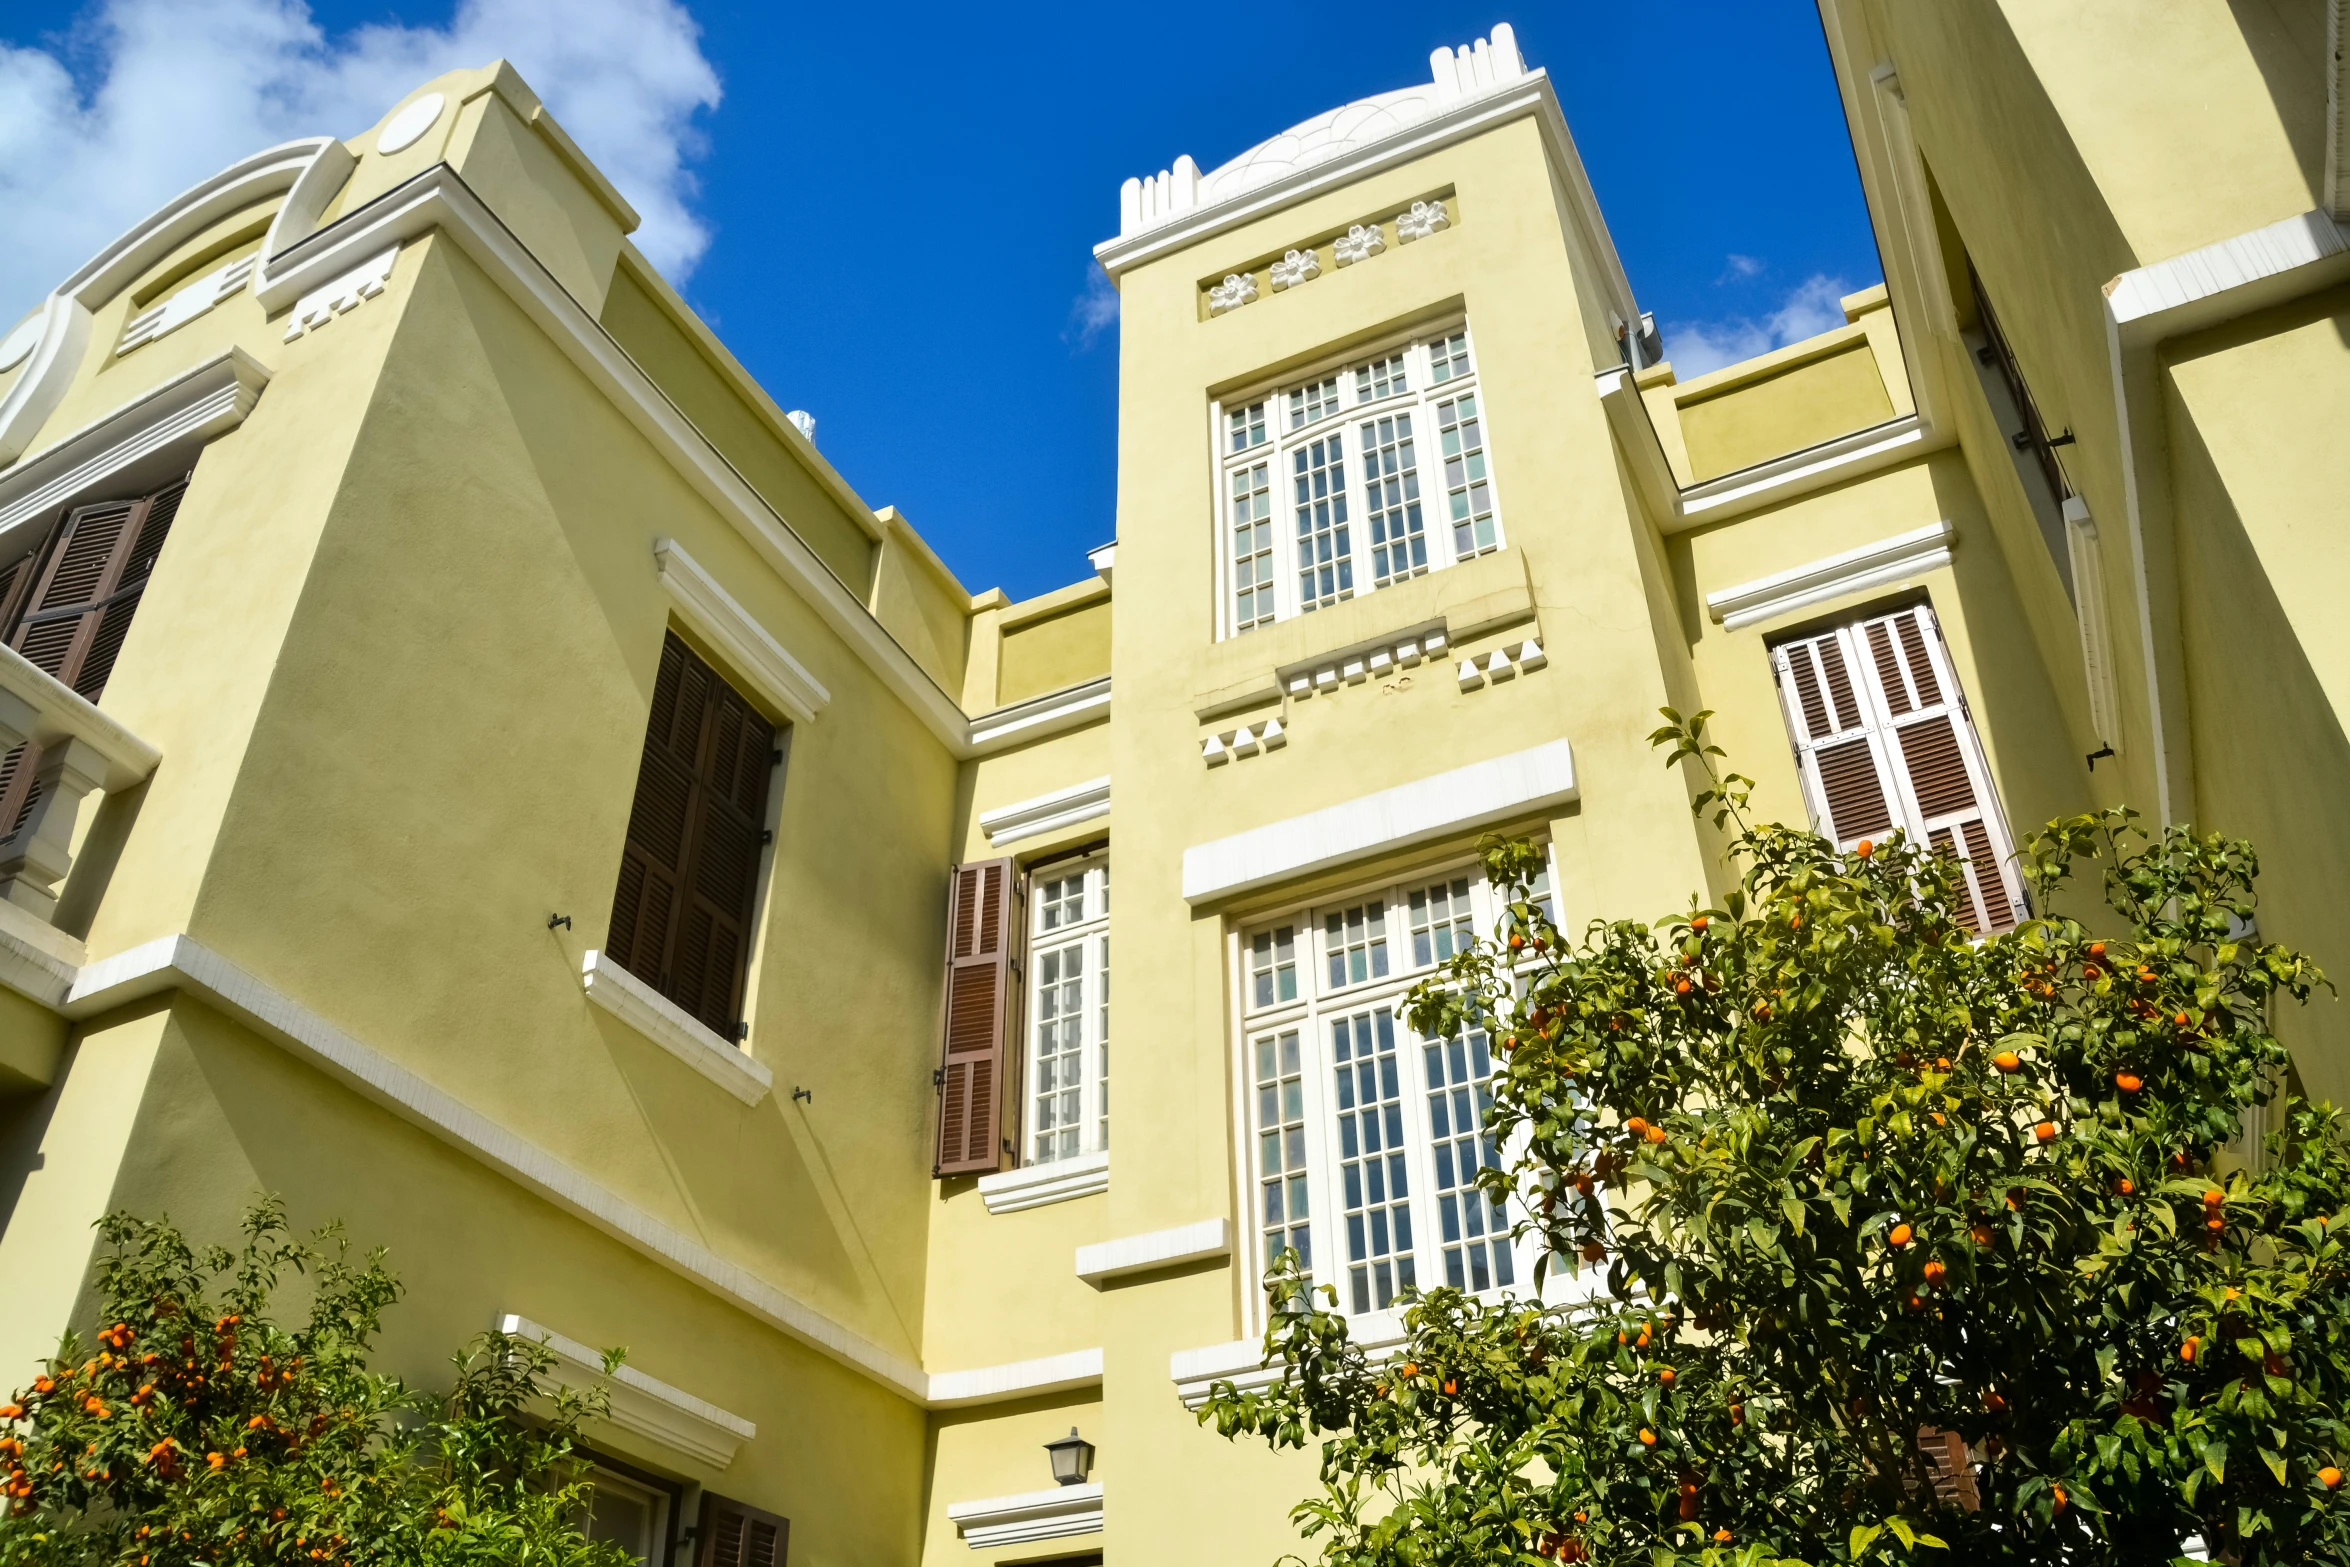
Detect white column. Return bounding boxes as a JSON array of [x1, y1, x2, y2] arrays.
[[0, 736, 110, 919]]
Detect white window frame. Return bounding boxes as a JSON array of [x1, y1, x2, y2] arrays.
[[1227, 852, 1573, 1335], [1023, 853, 1110, 1166], [1210, 322, 1506, 640]]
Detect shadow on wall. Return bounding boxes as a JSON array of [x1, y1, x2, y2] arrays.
[[2223, 0, 2332, 213]]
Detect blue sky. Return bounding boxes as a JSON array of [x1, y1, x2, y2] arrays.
[[1, 0, 1882, 603]]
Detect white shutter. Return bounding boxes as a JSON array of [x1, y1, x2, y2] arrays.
[[1773, 604, 2023, 933]]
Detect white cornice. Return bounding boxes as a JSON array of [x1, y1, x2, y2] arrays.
[[250, 162, 977, 755], [1091, 71, 1636, 325], [1074, 1217, 1229, 1286], [978, 777, 1110, 848], [1673, 415, 1931, 528], [653, 538, 831, 726], [977, 1151, 1109, 1214], [0, 350, 272, 542], [2104, 208, 2350, 348], [1704, 520, 1955, 630], [0, 898, 82, 1010], [968, 675, 1111, 755], [1181, 738, 1578, 904], [947, 1483, 1103, 1549], [580, 950, 773, 1105], [498, 1313, 755, 1469], [926, 1347, 1104, 1408]]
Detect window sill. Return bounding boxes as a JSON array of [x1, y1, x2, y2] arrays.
[[580, 951, 773, 1106], [978, 1150, 1109, 1214], [1075, 1217, 1228, 1286], [1171, 1312, 1409, 1409]]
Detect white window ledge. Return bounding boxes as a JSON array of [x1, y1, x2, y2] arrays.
[[654, 537, 830, 726], [969, 675, 1112, 755], [1170, 1313, 1410, 1410], [978, 1150, 1108, 1214], [580, 950, 772, 1105], [1075, 1217, 1229, 1286], [1703, 520, 1954, 630], [927, 1347, 1104, 1409], [978, 776, 1110, 848], [498, 1313, 755, 1469], [1180, 738, 1577, 903], [947, 1484, 1103, 1549]]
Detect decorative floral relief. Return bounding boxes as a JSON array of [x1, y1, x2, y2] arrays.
[[1207, 272, 1259, 315], [1396, 199, 1451, 242], [1334, 224, 1387, 266], [1269, 248, 1322, 291]]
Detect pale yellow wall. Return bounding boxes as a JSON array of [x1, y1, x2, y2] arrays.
[[0, 988, 67, 1094], [443, 78, 630, 317], [2161, 287, 2350, 1102], [1674, 334, 1895, 479], [598, 257, 880, 595], [870, 508, 977, 698], [997, 594, 1112, 706]]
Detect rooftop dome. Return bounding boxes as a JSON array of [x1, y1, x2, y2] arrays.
[[1114, 24, 1528, 241]]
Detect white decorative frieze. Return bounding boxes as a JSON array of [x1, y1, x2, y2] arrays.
[[283, 245, 399, 341], [1334, 223, 1387, 266], [118, 256, 257, 356], [1207, 271, 1258, 315], [1396, 199, 1451, 242], [1285, 627, 1445, 700], [1269, 248, 1321, 290], [1202, 716, 1286, 766], [1455, 639, 1547, 691]]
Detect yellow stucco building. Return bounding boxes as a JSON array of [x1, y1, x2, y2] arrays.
[[2, 7, 2345, 1564]]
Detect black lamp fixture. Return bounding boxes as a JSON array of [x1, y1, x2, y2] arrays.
[[1043, 1426, 1095, 1487]]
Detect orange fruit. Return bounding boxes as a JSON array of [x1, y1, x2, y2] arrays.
[[1638, 1428, 1657, 1447], [1644, 1124, 1668, 1145], [2117, 1178, 2135, 1196], [1692, 916, 1709, 931], [2116, 1072, 2142, 1093], [1658, 1367, 1676, 1385], [2204, 1189, 2226, 1210], [2320, 1466, 2342, 1491], [1888, 1223, 1913, 1248], [1993, 1051, 2022, 1073], [1922, 1260, 1947, 1286], [2181, 1336, 2200, 1364], [2051, 1483, 2068, 1515], [1856, 840, 1874, 858], [2089, 942, 2106, 958], [2035, 1121, 2058, 1144]]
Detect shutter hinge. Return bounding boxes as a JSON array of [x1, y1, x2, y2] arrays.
[[772, 748, 784, 766], [760, 829, 774, 845], [932, 1067, 945, 1088], [732, 1021, 749, 1042]]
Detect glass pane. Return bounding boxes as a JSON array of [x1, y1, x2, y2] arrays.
[[1331, 1009, 1417, 1314], [1423, 1024, 1513, 1292]]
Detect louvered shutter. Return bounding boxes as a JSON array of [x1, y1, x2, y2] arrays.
[[695, 1492, 788, 1567], [935, 857, 1017, 1176], [0, 477, 187, 839], [1772, 603, 2022, 933], [607, 631, 776, 1038]]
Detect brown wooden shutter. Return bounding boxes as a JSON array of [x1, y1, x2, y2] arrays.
[[607, 631, 776, 1038], [695, 1492, 788, 1567], [0, 477, 187, 839], [935, 857, 1017, 1177]]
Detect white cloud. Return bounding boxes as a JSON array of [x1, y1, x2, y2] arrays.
[[1661, 274, 1851, 377], [0, 0, 720, 320], [1064, 264, 1118, 351], [1720, 252, 1765, 280]]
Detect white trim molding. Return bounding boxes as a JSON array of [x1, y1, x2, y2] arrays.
[[1075, 1218, 1229, 1286], [0, 898, 84, 1010], [653, 538, 831, 726], [978, 1151, 1109, 1214], [1181, 738, 1578, 904], [968, 675, 1111, 755], [1673, 415, 1930, 528], [497, 1313, 755, 1469], [947, 1484, 1103, 1549], [61, 934, 927, 1398], [1172, 1314, 1412, 1411], [1704, 520, 1954, 630], [579, 950, 772, 1105], [2105, 208, 2350, 348], [978, 777, 1110, 848], [0, 350, 272, 542], [927, 1347, 1105, 1409]]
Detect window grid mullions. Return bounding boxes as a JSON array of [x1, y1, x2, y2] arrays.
[[1026, 858, 1109, 1165]]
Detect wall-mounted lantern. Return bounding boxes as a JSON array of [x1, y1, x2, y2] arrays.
[[1044, 1427, 1096, 1487]]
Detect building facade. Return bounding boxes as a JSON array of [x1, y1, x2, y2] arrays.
[[1, 8, 2344, 1565]]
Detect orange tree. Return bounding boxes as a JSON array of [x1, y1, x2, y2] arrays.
[[0, 1199, 631, 1567], [1200, 712, 2350, 1566]]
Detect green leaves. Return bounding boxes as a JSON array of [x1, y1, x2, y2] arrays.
[[1196, 717, 2350, 1567]]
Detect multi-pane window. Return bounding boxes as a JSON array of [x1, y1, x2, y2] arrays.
[[1290, 376, 1342, 429], [1026, 856, 1110, 1164], [1215, 325, 1501, 635], [1294, 434, 1353, 610], [1437, 393, 1496, 558], [1230, 460, 1275, 630], [1361, 413, 1426, 587], [1239, 861, 1553, 1319], [1228, 399, 1268, 455]]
